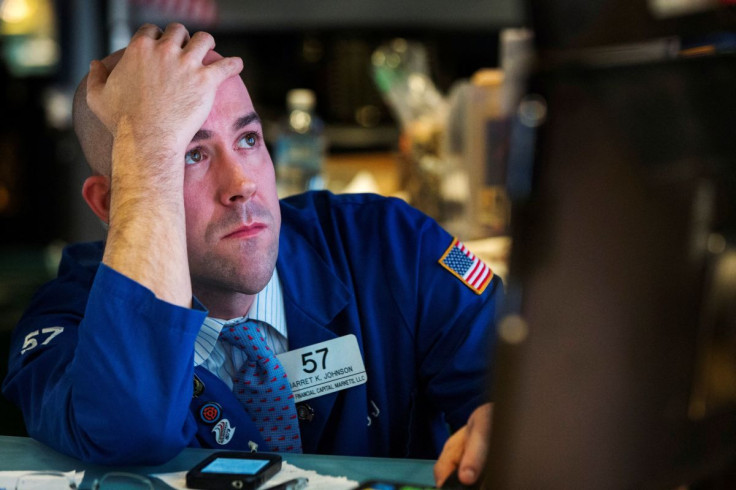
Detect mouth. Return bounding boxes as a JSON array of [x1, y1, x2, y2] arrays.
[[222, 223, 267, 240]]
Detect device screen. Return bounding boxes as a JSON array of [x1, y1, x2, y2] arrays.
[[201, 457, 270, 474]]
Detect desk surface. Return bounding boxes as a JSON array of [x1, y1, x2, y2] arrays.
[[0, 436, 435, 489]]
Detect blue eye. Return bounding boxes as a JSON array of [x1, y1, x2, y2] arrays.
[[185, 148, 205, 165], [237, 132, 259, 149]]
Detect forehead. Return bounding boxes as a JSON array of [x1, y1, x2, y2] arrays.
[[203, 75, 256, 129]]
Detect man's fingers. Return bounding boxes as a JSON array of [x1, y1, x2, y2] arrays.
[[434, 426, 467, 487], [132, 23, 163, 41], [457, 423, 489, 485], [205, 56, 244, 84], [184, 31, 216, 58], [86, 60, 108, 98], [85, 60, 112, 129], [160, 22, 190, 47], [456, 403, 492, 485], [434, 404, 493, 487]]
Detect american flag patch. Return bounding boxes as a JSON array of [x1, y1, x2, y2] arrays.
[[439, 238, 493, 295]]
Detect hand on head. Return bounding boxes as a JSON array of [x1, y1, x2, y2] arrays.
[[76, 23, 245, 307], [84, 23, 243, 160]]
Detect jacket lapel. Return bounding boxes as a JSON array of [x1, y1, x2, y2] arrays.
[[191, 366, 267, 450], [276, 217, 352, 452]]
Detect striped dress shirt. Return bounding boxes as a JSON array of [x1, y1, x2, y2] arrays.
[[193, 272, 289, 390]]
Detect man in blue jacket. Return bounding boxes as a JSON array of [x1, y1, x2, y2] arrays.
[[2, 23, 500, 487]]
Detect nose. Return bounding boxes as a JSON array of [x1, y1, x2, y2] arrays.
[[216, 151, 257, 205]]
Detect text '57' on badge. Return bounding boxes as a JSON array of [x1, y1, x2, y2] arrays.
[[276, 334, 367, 403]]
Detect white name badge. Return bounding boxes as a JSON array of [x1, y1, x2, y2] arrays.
[[276, 334, 367, 402]]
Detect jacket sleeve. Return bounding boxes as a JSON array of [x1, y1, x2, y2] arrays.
[[379, 199, 502, 431], [2, 246, 206, 465]]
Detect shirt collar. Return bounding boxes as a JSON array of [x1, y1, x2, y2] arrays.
[[193, 270, 287, 366]]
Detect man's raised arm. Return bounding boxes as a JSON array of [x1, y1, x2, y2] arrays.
[[0, 24, 245, 465], [85, 23, 243, 306]]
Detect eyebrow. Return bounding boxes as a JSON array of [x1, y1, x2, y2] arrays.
[[190, 112, 261, 143], [233, 112, 261, 131], [191, 129, 213, 142]]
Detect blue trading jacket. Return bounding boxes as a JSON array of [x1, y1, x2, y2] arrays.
[[2, 191, 502, 465]]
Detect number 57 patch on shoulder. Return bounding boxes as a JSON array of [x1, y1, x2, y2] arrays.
[[439, 238, 494, 295]]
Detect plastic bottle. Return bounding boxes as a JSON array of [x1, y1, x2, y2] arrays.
[[274, 89, 326, 197]]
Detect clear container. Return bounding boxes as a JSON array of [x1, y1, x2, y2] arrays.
[[274, 89, 327, 197]]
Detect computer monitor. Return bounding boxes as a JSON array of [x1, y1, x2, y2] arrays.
[[485, 51, 736, 488], [529, 0, 735, 51]]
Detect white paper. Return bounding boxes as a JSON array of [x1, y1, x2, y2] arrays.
[[151, 461, 357, 490], [0, 470, 84, 490]]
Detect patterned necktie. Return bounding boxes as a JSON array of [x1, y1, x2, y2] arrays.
[[219, 319, 302, 453]]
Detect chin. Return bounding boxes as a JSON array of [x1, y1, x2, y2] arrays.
[[235, 269, 274, 294], [190, 254, 276, 295]]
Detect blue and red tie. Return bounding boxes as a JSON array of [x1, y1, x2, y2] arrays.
[[219, 319, 302, 453]]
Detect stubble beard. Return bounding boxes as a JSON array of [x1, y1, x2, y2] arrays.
[[188, 202, 281, 299], [191, 235, 279, 297]]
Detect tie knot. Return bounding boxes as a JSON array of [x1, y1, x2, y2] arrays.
[[218, 319, 272, 358]]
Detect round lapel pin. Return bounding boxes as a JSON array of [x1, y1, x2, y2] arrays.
[[296, 403, 315, 422], [199, 402, 222, 425]]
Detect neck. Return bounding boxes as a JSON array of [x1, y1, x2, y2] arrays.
[[194, 288, 256, 320]]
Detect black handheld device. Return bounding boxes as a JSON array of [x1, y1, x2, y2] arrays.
[[186, 451, 282, 490]]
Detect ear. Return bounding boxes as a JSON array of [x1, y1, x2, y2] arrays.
[[82, 175, 111, 224]]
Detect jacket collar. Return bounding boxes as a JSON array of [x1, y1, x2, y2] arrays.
[[275, 207, 351, 349]]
